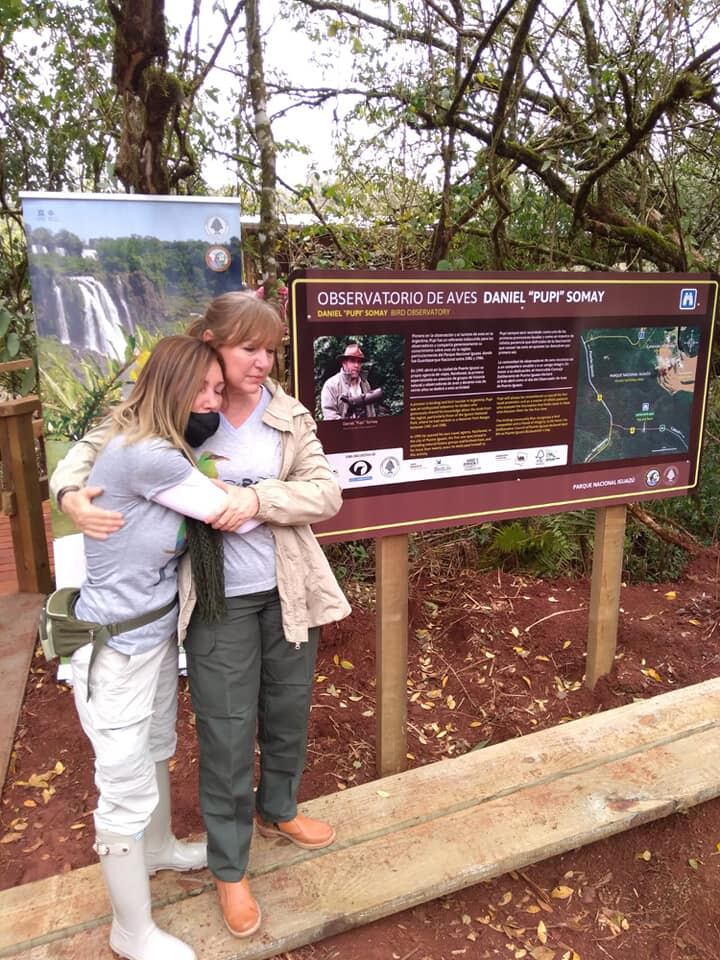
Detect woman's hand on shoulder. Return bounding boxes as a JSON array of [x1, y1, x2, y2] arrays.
[[60, 487, 125, 539], [207, 480, 259, 531]]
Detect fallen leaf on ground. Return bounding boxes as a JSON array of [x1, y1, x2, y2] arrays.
[[551, 885, 573, 899], [641, 667, 663, 682], [530, 947, 555, 960], [537, 919, 548, 942]]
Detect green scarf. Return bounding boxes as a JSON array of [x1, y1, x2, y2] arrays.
[[185, 518, 226, 623]]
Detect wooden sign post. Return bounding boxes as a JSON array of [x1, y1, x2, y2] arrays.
[[376, 534, 409, 777], [586, 504, 627, 689]]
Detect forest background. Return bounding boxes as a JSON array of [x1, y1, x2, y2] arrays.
[[1, 0, 720, 581]]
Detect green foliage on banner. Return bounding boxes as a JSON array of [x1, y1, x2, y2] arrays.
[[40, 326, 162, 440]]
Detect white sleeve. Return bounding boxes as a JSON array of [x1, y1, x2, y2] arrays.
[[153, 470, 227, 520], [153, 470, 262, 534]]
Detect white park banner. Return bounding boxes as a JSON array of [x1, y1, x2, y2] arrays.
[[21, 193, 242, 643]]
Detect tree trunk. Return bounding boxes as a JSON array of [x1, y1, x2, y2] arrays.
[[627, 503, 704, 556], [245, 0, 284, 378], [108, 0, 182, 193]]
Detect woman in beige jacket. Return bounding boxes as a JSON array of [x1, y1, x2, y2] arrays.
[[51, 292, 351, 940]]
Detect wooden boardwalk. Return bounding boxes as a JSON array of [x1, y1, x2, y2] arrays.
[[2, 678, 720, 960], [0, 511, 52, 784], [0, 507, 53, 596]]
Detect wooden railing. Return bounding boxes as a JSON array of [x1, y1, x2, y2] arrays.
[[0, 359, 52, 593]]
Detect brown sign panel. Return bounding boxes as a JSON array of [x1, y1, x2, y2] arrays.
[[288, 269, 718, 542]]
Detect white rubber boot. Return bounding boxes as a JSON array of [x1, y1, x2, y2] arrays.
[[95, 831, 196, 960], [144, 760, 207, 874]]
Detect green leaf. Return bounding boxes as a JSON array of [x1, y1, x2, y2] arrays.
[[19, 364, 37, 396], [6, 331, 20, 357]]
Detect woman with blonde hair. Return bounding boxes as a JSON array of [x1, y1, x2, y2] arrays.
[[52, 293, 350, 940], [60, 335, 248, 960]]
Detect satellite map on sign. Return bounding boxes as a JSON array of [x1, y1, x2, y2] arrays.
[[573, 325, 700, 463]]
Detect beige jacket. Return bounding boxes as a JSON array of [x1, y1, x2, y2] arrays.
[[50, 381, 351, 646]]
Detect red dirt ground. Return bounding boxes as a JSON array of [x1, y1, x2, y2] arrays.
[[2, 550, 719, 960]]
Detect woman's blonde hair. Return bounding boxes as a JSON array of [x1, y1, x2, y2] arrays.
[[186, 291, 283, 349], [109, 336, 222, 458]]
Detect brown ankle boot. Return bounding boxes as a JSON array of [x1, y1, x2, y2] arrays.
[[255, 813, 336, 849], [215, 877, 261, 938]]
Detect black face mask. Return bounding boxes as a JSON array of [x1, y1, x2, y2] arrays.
[[185, 411, 220, 447]]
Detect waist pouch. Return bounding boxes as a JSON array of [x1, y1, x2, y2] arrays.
[[39, 588, 177, 696]]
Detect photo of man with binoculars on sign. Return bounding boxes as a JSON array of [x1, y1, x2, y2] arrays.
[[315, 336, 404, 422]]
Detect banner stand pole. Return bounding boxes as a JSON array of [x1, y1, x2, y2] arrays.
[[376, 533, 409, 777], [586, 505, 627, 689]]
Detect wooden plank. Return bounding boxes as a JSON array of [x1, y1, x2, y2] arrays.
[[4, 721, 720, 960], [0, 408, 52, 593], [0, 359, 33, 374], [375, 533, 409, 776], [0, 594, 44, 787], [586, 504, 627, 688], [3, 677, 720, 954], [0, 397, 39, 419]]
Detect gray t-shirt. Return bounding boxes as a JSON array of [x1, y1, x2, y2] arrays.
[[195, 386, 282, 596], [75, 435, 193, 655]]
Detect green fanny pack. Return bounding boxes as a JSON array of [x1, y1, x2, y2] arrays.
[[39, 588, 178, 696]]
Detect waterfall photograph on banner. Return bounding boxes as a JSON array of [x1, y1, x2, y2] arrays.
[[21, 192, 242, 540]]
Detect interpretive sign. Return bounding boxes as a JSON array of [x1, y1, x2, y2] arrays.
[[289, 269, 717, 541]]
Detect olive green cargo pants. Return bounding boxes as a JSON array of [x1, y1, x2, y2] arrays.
[[185, 588, 319, 881]]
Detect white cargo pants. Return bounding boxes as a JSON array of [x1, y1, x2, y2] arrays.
[[71, 635, 179, 835]]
